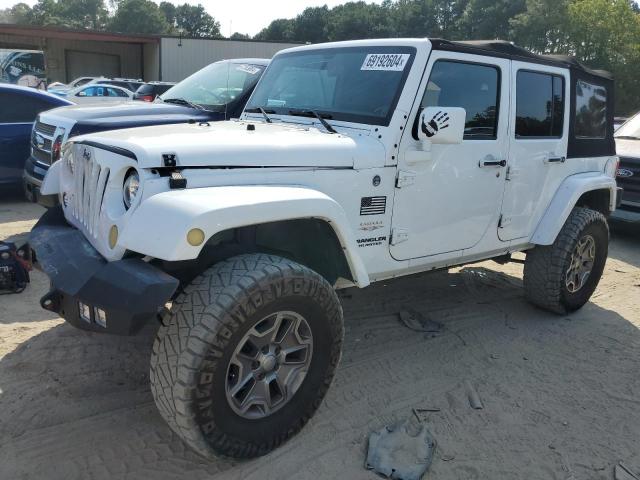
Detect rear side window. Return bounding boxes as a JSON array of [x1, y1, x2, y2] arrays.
[[515, 71, 564, 138], [0, 92, 55, 123], [107, 87, 127, 97], [422, 60, 500, 140], [575, 80, 607, 139]]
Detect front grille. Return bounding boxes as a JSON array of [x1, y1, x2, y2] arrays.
[[32, 148, 51, 165], [617, 156, 640, 204], [34, 121, 56, 136], [70, 153, 110, 238]]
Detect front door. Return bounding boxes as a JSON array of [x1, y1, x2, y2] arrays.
[[390, 52, 510, 260]]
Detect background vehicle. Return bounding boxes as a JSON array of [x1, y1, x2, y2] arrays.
[[100, 78, 145, 92], [0, 84, 71, 190], [614, 116, 628, 131], [613, 112, 640, 223], [0, 49, 46, 89], [31, 39, 618, 459], [24, 59, 268, 206], [67, 83, 133, 104], [133, 82, 176, 102]]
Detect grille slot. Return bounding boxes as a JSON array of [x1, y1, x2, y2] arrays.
[[617, 156, 640, 204], [70, 152, 109, 237], [32, 148, 51, 165], [34, 121, 56, 136]]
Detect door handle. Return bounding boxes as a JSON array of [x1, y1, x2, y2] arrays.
[[545, 156, 566, 164], [479, 156, 506, 168]]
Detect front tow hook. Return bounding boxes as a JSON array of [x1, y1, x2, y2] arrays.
[[40, 290, 61, 312]]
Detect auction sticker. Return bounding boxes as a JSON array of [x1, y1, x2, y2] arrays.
[[361, 53, 410, 71]]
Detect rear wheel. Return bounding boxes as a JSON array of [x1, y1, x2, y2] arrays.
[[523, 207, 609, 314], [150, 253, 343, 459]]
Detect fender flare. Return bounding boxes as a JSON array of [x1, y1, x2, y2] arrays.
[[119, 185, 370, 287], [530, 172, 617, 245]]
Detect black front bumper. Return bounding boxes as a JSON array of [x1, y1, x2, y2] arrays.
[[30, 207, 179, 335]]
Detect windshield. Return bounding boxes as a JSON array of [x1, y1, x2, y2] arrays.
[[161, 62, 265, 112], [246, 46, 416, 126], [615, 112, 640, 139]]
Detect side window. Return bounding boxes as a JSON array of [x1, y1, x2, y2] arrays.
[[421, 60, 500, 140], [0, 92, 54, 123], [575, 80, 607, 139], [515, 71, 565, 138], [107, 87, 125, 97], [79, 87, 94, 96]]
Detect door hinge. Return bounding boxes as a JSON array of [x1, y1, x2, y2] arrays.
[[505, 166, 511, 181], [390, 228, 409, 245], [395, 170, 415, 188]]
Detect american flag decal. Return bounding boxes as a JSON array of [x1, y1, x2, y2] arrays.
[[360, 196, 387, 215]]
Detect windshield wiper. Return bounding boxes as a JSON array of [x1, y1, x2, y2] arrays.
[[163, 97, 205, 111], [615, 135, 640, 140], [245, 107, 274, 123], [288, 109, 337, 134]]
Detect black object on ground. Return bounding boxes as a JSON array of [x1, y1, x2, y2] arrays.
[[366, 420, 436, 480], [399, 308, 443, 333], [0, 241, 31, 294]]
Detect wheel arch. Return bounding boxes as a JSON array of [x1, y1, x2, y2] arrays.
[[119, 185, 369, 288], [530, 172, 616, 246]]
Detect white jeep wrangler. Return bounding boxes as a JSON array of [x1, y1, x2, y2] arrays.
[[31, 39, 620, 459]]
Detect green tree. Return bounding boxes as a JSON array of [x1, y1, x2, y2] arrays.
[[460, 0, 525, 39], [159, 1, 176, 27], [567, 0, 640, 115], [325, 1, 393, 41], [6, 3, 33, 24], [510, 0, 571, 53], [229, 32, 251, 40], [291, 6, 331, 43], [109, 0, 170, 34], [254, 18, 296, 41], [174, 3, 220, 37]]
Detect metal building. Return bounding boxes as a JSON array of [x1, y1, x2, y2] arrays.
[[0, 24, 298, 83]]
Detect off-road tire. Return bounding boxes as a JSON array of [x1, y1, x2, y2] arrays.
[[150, 253, 343, 459], [523, 207, 609, 314]]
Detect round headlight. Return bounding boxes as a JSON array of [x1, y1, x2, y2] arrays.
[[123, 170, 140, 209]]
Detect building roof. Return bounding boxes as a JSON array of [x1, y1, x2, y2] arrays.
[[430, 39, 613, 80], [0, 23, 158, 43]]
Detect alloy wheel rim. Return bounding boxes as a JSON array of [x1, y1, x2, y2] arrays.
[[565, 234, 596, 293], [225, 311, 313, 419]]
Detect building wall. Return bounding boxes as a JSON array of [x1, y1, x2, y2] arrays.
[[159, 38, 298, 82], [143, 42, 160, 81], [0, 33, 142, 82]]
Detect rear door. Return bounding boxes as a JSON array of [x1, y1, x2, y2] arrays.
[[390, 52, 510, 260], [498, 62, 569, 241]]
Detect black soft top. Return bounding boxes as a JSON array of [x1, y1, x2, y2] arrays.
[[430, 39, 613, 80], [430, 39, 615, 158]]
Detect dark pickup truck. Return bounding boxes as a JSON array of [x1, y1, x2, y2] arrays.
[[24, 58, 268, 206], [614, 113, 640, 223]]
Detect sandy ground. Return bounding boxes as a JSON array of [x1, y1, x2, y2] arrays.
[[0, 194, 639, 480]]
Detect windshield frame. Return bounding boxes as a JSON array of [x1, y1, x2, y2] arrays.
[[160, 61, 266, 112], [246, 46, 417, 127], [615, 112, 640, 140]]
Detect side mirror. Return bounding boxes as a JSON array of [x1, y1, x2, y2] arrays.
[[77, 91, 86, 97], [418, 107, 466, 145]]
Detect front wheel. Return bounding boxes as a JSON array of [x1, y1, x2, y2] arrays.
[[523, 207, 609, 314], [150, 254, 343, 459]]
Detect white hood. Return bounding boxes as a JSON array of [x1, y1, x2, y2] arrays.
[[72, 120, 384, 169]]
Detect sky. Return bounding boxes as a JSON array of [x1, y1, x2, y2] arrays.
[[0, 0, 385, 36]]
